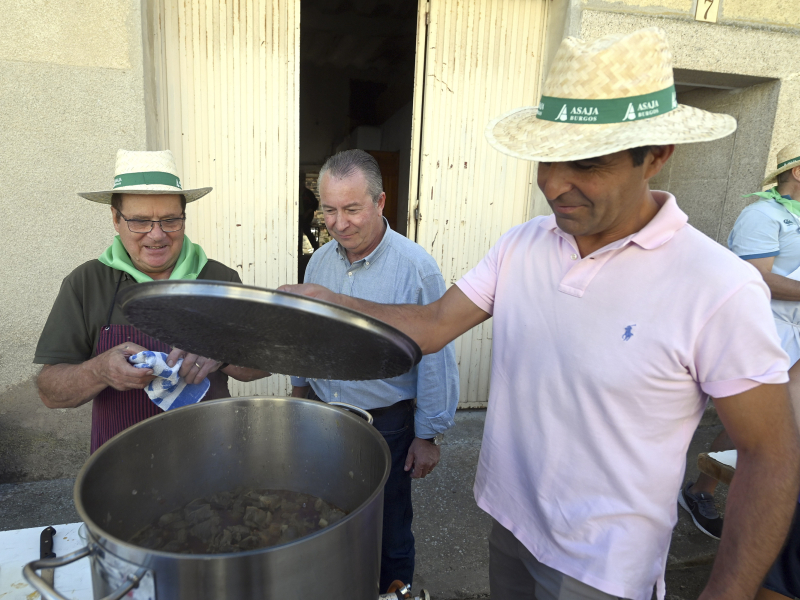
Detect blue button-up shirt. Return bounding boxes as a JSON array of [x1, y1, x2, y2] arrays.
[[291, 219, 459, 438]]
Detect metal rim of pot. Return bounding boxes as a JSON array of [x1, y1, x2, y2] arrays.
[[23, 399, 389, 600]]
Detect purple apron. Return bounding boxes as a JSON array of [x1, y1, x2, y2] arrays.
[[90, 274, 230, 453]]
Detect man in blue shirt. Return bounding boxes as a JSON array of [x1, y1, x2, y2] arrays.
[[290, 149, 459, 593], [728, 142, 800, 600]]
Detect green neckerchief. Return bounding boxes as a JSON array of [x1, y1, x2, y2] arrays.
[[98, 235, 208, 283], [745, 187, 800, 219]]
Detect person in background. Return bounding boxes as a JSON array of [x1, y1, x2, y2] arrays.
[[34, 149, 268, 453], [290, 149, 459, 593], [299, 170, 320, 251], [678, 430, 731, 539], [728, 141, 800, 600], [282, 29, 800, 600]]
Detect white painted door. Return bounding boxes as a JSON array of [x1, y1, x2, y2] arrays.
[[408, 0, 549, 407], [148, 0, 300, 397]]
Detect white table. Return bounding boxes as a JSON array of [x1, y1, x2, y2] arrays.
[[0, 522, 92, 600]]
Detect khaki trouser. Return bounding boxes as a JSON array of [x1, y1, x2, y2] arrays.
[[488, 519, 624, 600]]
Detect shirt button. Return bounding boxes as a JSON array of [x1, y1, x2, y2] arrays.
[[334, 392, 338, 397], [348, 272, 353, 277], [570, 253, 578, 260], [365, 261, 369, 266]]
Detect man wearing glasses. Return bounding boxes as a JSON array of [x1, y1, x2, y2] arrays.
[[34, 149, 267, 453]]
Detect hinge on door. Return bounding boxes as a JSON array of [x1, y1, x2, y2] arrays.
[[425, 1, 431, 25], [414, 203, 422, 223]]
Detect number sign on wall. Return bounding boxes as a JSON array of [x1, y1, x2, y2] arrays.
[[695, 0, 721, 23]]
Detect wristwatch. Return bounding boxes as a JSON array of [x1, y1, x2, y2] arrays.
[[423, 433, 444, 446]]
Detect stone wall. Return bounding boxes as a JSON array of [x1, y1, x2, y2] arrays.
[[0, 0, 147, 481]]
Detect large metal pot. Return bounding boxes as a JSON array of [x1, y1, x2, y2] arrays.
[[25, 397, 391, 600]]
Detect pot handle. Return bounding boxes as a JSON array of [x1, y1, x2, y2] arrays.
[[23, 546, 147, 600], [329, 401, 374, 425]]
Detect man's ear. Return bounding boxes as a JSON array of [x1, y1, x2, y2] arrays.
[[643, 145, 675, 181], [111, 206, 121, 233]]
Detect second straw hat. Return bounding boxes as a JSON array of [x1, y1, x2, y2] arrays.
[[761, 142, 800, 188], [486, 28, 737, 163], [78, 149, 212, 204]]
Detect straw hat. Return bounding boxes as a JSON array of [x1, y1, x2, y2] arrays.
[[762, 142, 800, 187], [78, 149, 212, 204], [486, 28, 737, 162]]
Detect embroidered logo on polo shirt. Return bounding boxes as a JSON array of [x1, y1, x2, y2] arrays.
[[622, 325, 636, 341], [784, 219, 793, 225]]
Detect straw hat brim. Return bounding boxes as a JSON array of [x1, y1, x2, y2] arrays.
[[77, 186, 212, 204], [762, 162, 800, 188], [486, 104, 737, 162]]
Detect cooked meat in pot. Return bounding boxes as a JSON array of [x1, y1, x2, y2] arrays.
[[129, 487, 347, 554]]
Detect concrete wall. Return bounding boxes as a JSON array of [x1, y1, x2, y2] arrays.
[[650, 81, 781, 243], [0, 0, 147, 482], [580, 0, 800, 29]]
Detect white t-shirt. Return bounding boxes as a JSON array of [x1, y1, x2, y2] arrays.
[[456, 192, 789, 600]]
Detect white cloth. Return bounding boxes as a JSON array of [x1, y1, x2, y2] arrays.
[[128, 351, 209, 411]]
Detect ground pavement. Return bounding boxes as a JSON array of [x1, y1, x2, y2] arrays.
[[0, 408, 726, 600]]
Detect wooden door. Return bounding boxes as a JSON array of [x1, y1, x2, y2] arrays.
[[408, 0, 549, 407], [147, 0, 300, 398]]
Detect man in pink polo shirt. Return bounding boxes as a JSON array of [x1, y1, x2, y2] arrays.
[[281, 29, 800, 600]]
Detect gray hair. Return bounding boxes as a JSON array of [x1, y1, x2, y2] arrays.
[[318, 149, 383, 204]]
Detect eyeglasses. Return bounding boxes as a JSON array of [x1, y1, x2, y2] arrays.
[[116, 212, 186, 233]]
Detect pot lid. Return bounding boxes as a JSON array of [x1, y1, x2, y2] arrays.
[[118, 280, 422, 380]]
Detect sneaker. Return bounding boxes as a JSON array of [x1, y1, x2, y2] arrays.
[[678, 481, 723, 540]]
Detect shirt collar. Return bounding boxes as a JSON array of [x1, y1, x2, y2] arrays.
[[335, 217, 392, 268], [630, 192, 688, 249], [540, 191, 687, 252]]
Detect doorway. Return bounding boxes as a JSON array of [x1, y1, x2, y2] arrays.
[[298, 0, 418, 279]]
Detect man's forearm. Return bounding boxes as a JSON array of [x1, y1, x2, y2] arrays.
[[321, 293, 444, 353], [280, 284, 490, 354], [37, 362, 107, 409], [762, 272, 800, 301], [222, 365, 270, 382], [700, 449, 800, 599]]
